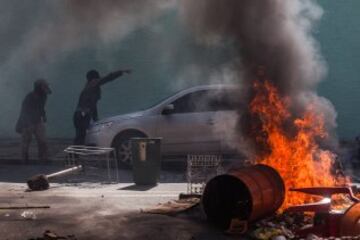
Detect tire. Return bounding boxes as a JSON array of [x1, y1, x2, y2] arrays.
[[112, 131, 146, 167]]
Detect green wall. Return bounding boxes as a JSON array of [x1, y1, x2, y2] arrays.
[[1, 1, 360, 140], [317, 0, 360, 139]]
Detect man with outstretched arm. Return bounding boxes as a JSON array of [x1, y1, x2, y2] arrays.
[[73, 69, 131, 145]]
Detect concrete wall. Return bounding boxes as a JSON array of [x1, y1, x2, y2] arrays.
[[0, 1, 359, 140]]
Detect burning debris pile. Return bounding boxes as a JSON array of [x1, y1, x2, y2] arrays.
[[201, 165, 360, 239], [178, 0, 360, 237], [248, 77, 347, 208], [145, 164, 359, 238], [181, 0, 350, 206]]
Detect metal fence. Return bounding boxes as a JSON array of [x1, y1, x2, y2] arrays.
[[186, 154, 224, 194]]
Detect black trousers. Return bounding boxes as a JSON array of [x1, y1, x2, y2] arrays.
[[21, 122, 48, 162], [73, 111, 91, 145]]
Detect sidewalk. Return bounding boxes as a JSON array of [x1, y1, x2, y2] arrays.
[[0, 138, 76, 165], [0, 165, 210, 240], [0, 175, 209, 240]]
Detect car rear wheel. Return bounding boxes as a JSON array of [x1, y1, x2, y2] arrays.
[[112, 131, 146, 167]]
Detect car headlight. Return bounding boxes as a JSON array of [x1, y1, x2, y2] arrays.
[[89, 121, 113, 133]]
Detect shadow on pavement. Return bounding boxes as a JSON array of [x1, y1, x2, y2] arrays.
[[118, 184, 157, 191]]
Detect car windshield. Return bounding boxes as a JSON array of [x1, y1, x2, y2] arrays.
[[169, 88, 240, 113], [144, 86, 240, 112], [145, 89, 183, 109]]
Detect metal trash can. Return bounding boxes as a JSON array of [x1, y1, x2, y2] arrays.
[[131, 138, 161, 185]]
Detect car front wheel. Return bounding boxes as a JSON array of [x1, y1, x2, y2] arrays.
[[112, 131, 146, 167]]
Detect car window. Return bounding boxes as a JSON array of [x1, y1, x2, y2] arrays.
[[170, 89, 239, 113], [170, 90, 208, 113], [207, 90, 239, 111]]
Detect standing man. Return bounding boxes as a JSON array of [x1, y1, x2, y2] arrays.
[[73, 69, 131, 145], [16, 79, 52, 162]]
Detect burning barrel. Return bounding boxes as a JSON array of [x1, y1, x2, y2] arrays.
[[202, 164, 285, 229]]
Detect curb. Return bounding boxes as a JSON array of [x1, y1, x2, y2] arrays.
[[0, 158, 65, 166]]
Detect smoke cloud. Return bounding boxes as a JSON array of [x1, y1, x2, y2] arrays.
[[3, 0, 175, 66], [180, 0, 337, 157], [0, 0, 175, 136]]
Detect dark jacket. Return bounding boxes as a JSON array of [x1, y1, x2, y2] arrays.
[[75, 70, 123, 121], [16, 90, 47, 133]]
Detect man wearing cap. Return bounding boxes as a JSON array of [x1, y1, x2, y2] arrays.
[[73, 69, 131, 145], [16, 79, 52, 162]]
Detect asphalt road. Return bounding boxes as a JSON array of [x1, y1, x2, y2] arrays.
[[0, 162, 358, 240], [0, 164, 235, 240]]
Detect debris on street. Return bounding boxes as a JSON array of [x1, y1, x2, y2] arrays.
[[28, 230, 77, 240], [20, 211, 37, 220], [252, 227, 287, 240], [27, 165, 82, 191], [247, 212, 310, 240], [141, 197, 200, 216]]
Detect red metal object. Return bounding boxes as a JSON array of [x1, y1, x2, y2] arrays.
[[286, 186, 360, 238], [290, 187, 360, 202], [202, 164, 285, 229], [339, 202, 360, 236]]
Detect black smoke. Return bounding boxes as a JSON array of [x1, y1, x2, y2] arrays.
[[180, 0, 337, 157]]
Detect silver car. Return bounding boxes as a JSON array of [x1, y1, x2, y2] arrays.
[[85, 85, 240, 166]]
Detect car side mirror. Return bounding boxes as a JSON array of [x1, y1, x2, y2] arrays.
[[162, 104, 175, 115]]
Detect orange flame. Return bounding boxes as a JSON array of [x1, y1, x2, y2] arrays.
[[250, 79, 346, 209]]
